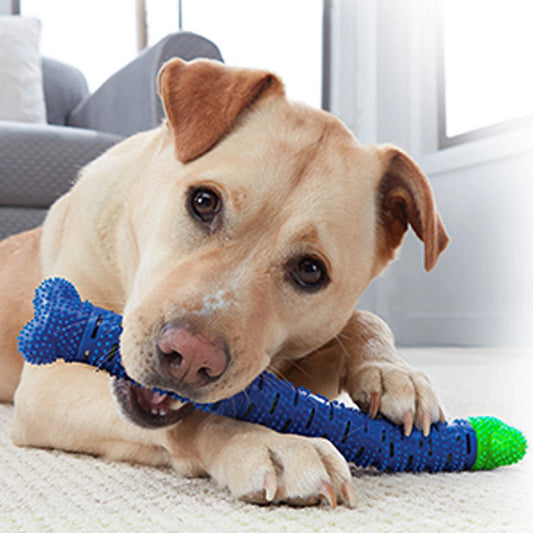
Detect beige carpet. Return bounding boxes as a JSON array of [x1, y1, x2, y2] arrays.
[[1, 348, 532, 532]]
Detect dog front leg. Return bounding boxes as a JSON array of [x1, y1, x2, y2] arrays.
[[12, 363, 171, 466], [340, 311, 444, 435], [164, 410, 356, 508], [278, 310, 444, 436]]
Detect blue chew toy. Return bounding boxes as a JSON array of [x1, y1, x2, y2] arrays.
[[18, 278, 527, 473]]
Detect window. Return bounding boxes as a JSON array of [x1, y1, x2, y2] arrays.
[[20, 0, 324, 106], [440, 0, 533, 145], [145, 0, 180, 47], [179, 0, 324, 109], [21, 0, 137, 91]]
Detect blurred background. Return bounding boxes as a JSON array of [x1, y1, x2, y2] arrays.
[[1, 0, 532, 347], [14, 0, 324, 103]]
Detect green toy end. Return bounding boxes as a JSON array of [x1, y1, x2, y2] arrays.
[[469, 416, 528, 470]]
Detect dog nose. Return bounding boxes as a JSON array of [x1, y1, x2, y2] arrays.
[[157, 323, 229, 388]]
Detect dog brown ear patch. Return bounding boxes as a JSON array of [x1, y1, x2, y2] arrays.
[[377, 146, 449, 271], [158, 58, 284, 163]]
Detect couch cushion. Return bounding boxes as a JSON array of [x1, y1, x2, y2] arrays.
[[0, 207, 47, 241], [0, 16, 46, 124], [0, 121, 122, 207]]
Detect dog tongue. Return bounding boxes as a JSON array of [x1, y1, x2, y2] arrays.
[[136, 387, 170, 410], [149, 391, 168, 406]]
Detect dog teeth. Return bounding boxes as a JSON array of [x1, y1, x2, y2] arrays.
[[169, 400, 183, 411], [150, 408, 168, 417]]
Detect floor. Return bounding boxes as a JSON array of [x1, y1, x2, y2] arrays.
[[1, 347, 532, 532], [402, 347, 533, 438]]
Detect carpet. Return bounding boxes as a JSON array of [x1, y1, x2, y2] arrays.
[[1, 348, 531, 532]]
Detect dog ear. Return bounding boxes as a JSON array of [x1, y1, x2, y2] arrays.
[[157, 58, 284, 163], [376, 145, 449, 271]]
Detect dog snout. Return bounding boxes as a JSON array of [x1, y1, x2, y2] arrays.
[[157, 322, 229, 388]]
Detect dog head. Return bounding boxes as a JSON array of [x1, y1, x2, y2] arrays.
[[116, 59, 448, 416]]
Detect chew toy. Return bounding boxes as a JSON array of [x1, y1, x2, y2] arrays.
[[18, 278, 527, 473]]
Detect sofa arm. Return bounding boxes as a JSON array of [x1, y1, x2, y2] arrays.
[[68, 32, 223, 137], [42, 57, 89, 126], [0, 120, 121, 207]]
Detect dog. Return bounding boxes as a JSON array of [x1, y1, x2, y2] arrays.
[[0, 59, 449, 508]]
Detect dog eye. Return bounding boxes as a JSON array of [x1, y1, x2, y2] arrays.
[[188, 187, 222, 224], [287, 256, 330, 292]]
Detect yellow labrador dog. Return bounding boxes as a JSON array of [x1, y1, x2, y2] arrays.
[[0, 59, 449, 508]]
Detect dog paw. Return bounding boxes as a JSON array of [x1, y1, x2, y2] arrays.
[[214, 428, 356, 508], [348, 362, 445, 436]]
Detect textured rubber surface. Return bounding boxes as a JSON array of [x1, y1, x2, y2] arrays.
[[206, 372, 478, 472], [468, 416, 527, 470], [18, 278, 527, 472], [18, 277, 127, 379]]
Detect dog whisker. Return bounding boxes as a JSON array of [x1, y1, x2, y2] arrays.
[[269, 358, 315, 384], [333, 334, 351, 361], [335, 331, 352, 342]]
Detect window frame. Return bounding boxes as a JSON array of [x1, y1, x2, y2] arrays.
[[436, 1, 533, 150], [407, 0, 533, 176], [329, 0, 533, 176], [321, 0, 332, 111]]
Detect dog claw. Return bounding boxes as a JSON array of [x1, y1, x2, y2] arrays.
[[369, 391, 380, 419], [403, 411, 414, 437], [439, 407, 446, 424], [422, 412, 432, 437], [263, 472, 277, 502], [319, 481, 337, 509], [341, 480, 356, 508]]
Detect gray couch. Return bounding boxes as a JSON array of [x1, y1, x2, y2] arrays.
[[0, 32, 222, 241]]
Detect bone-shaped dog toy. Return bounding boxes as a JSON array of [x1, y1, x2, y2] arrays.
[[18, 278, 527, 472]]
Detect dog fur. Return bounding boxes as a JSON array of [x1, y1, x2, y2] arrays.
[[0, 59, 449, 508]]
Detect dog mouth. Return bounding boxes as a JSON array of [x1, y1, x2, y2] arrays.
[[111, 378, 195, 429]]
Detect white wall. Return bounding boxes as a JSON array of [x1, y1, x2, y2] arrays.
[[0, 1, 13, 15], [330, 0, 533, 347]]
